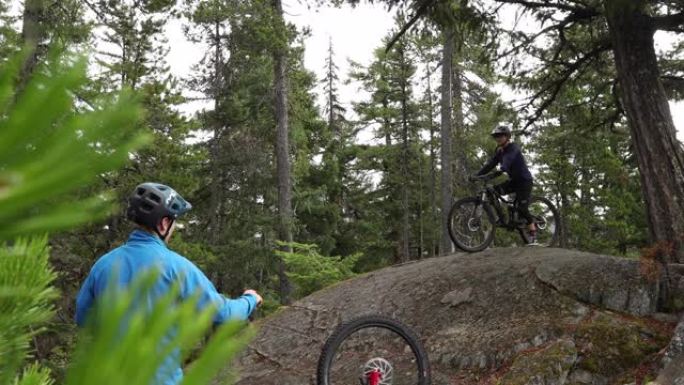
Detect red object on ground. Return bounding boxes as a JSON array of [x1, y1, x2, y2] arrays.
[[367, 369, 382, 385]]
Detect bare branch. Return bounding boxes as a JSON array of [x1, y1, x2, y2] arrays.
[[385, 0, 436, 52], [494, 0, 598, 15], [521, 42, 612, 131], [81, 0, 106, 20], [652, 12, 684, 32], [496, 8, 598, 60], [661, 75, 684, 99]]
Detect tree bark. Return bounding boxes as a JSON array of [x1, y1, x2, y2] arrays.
[[452, 47, 467, 190], [272, 0, 293, 304], [209, 20, 224, 245], [440, 29, 454, 256], [426, 61, 438, 258], [559, 188, 570, 248], [327, 41, 335, 134], [399, 45, 411, 262], [606, 1, 684, 262], [18, 0, 45, 90]]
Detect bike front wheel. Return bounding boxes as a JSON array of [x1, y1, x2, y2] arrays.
[[316, 315, 431, 385], [518, 196, 561, 247], [448, 197, 496, 252]]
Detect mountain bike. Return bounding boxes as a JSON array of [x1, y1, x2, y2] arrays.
[[447, 175, 560, 252], [316, 315, 431, 385]]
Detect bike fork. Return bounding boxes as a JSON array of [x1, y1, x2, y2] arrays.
[[472, 192, 488, 217]]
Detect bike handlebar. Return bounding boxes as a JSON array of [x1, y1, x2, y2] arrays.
[[469, 174, 493, 183]]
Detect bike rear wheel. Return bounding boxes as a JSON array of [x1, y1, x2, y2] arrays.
[[316, 315, 431, 385], [518, 196, 560, 247], [448, 197, 496, 252]]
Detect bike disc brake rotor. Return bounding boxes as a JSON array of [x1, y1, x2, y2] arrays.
[[467, 217, 481, 232], [536, 216, 548, 230], [362, 357, 393, 385]]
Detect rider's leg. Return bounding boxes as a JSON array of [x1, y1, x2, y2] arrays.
[[496, 180, 514, 196], [514, 181, 535, 233], [493, 181, 514, 225]]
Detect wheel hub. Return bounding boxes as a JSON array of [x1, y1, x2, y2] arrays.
[[362, 357, 393, 385], [467, 217, 481, 232], [537, 217, 547, 230]]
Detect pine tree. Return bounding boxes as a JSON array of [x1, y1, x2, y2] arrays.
[[80, 0, 196, 246], [16, 0, 88, 88], [412, 24, 442, 258], [183, 0, 236, 244], [363, 0, 684, 261], [0, 1, 19, 59], [351, 19, 425, 263], [180, 0, 330, 303], [271, 0, 294, 304]]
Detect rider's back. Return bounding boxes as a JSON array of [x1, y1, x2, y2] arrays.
[[75, 229, 255, 385], [77, 230, 204, 322]]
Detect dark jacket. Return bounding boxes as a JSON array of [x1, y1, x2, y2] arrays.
[[477, 142, 533, 184]]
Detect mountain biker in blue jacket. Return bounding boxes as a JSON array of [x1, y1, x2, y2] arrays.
[[472, 126, 537, 243], [75, 182, 263, 385]]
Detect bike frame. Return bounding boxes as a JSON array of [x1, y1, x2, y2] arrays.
[[476, 184, 521, 230], [449, 177, 559, 250]]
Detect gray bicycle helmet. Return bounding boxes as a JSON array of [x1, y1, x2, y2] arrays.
[[126, 182, 192, 230], [491, 125, 512, 137]]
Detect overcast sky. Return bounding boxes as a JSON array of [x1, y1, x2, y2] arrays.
[[165, 2, 399, 120], [7, 0, 684, 140], [165, 1, 683, 141]]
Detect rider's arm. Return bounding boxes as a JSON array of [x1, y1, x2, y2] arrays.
[[182, 262, 257, 324], [477, 154, 499, 176], [75, 273, 96, 327]]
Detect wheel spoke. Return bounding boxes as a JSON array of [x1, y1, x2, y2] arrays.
[[317, 316, 429, 385], [449, 199, 494, 251]]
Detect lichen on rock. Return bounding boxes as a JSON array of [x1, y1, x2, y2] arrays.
[[573, 313, 664, 378], [500, 339, 577, 385]]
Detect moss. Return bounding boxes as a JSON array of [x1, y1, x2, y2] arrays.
[[574, 314, 664, 377], [500, 340, 577, 385], [667, 296, 684, 312]]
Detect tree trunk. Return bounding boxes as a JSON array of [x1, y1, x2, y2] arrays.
[[426, 62, 437, 258], [558, 186, 570, 248], [327, 43, 335, 133], [209, 20, 223, 244], [440, 29, 454, 256], [452, 49, 467, 191], [606, 2, 684, 262], [18, 0, 45, 90], [380, 83, 399, 261], [400, 59, 410, 262], [272, 0, 293, 304]]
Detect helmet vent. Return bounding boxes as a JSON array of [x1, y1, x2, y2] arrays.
[[149, 194, 161, 203], [136, 188, 145, 196], [141, 202, 154, 212], [171, 203, 179, 210]]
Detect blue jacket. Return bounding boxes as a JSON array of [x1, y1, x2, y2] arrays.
[[477, 142, 533, 184], [75, 229, 257, 385]]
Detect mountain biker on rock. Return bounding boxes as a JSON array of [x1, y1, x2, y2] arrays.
[[471, 125, 537, 243], [75, 182, 263, 385]]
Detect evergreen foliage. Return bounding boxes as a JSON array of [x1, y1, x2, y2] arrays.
[[1, 0, 680, 380], [0, 51, 251, 385], [278, 242, 360, 298]]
